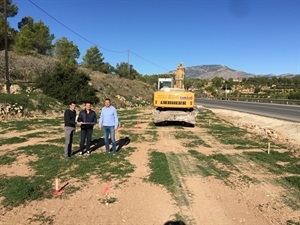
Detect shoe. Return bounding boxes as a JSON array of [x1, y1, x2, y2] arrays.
[[65, 156, 71, 160], [79, 152, 83, 156], [87, 151, 91, 155]]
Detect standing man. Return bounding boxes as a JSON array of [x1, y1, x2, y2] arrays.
[[64, 102, 81, 159], [99, 98, 119, 154], [77, 102, 97, 156]]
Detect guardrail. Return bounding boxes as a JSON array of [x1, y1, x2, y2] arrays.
[[214, 97, 300, 105]]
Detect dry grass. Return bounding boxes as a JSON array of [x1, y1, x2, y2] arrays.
[[0, 51, 154, 109]]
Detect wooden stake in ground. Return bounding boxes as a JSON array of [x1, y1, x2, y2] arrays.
[[267, 142, 271, 154], [54, 177, 60, 195], [54, 177, 69, 195]]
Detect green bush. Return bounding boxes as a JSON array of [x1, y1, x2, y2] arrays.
[[0, 92, 61, 113], [288, 91, 300, 100], [35, 63, 99, 104], [0, 93, 31, 108]]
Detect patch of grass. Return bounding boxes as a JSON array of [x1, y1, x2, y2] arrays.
[[239, 174, 259, 184], [244, 151, 300, 175], [100, 197, 117, 204], [0, 176, 50, 207], [0, 154, 17, 165], [148, 122, 157, 129], [22, 131, 50, 138], [0, 118, 62, 132], [174, 131, 211, 147], [188, 150, 232, 180], [206, 124, 248, 137], [32, 118, 63, 127], [118, 108, 140, 117], [285, 163, 300, 175], [65, 185, 81, 196], [147, 151, 174, 190], [197, 109, 220, 124], [144, 130, 158, 142], [0, 108, 149, 208], [287, 220, 300, 225], [183, 139, 211, 148], [46, 137, 65, 144], [197, 109, 283, 151], [119, 114, 138, 121], [0, 143, 136, 208], [0, 137, 28, 146], [18, 144, 136, 181], [0, 92, 62, 113], [210, 153, 236, 169], [224, 138, 264, 149], [245, 150, 300, 209], [282, 176, 300, 190], [174, 131, 199, 139], [0, 93, 31, 108], [196, 164, 213, 177], [282, 195, 300, 210], [119, 130, 142, 143], [28, 212, 55, 225]]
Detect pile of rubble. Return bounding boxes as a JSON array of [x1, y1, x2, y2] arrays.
[[240, 123, 295, 148], [0, 103, 28, 120], [115, 94, 150, 108]]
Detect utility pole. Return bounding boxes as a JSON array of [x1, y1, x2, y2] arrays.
[[4, 0, 10, 94], [127, 49, 130, 77]]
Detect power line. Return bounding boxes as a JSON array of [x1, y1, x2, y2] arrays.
[[27, 0, 127, 53], [26, 0, 172, 73], [129, 50, 171, 73]]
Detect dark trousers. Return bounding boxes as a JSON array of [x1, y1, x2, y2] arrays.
[[80, 129, 93, 152], [64, 126, 75, 157]]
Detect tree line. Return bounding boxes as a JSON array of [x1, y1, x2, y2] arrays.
[[0, 0, 142, 79], [0, 0, 146, 104]]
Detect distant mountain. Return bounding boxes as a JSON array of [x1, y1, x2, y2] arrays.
[[178, 65, 300, 80], [181, 65, 255, 80]]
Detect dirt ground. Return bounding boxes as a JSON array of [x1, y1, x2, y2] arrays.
[[0, 108, 299, 225]]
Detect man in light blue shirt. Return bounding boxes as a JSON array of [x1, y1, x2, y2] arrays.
[[99, 98, 119, 154]]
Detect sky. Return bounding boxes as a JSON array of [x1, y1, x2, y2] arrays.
[[7, 0, 300, 75]]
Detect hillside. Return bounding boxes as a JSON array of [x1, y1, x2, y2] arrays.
[[0, 51, 154, 109], [83, 70, 154, 108]]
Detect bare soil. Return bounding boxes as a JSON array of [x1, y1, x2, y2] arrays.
[[0, 108, 299, 225]]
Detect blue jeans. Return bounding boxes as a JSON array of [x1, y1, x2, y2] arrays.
[[103, 126, 116, 153]]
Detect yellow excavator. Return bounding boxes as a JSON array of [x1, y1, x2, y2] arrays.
[[153, 63, 198, 126]]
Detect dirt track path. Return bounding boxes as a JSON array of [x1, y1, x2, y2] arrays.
[[152, 126, 276, 225], [0, 109, 299, 225]]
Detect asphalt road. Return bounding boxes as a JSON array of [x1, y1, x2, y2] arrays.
[[195, 98, 300, 122]]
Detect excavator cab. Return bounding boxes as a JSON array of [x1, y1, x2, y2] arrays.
[[158, 78, 173, 90]]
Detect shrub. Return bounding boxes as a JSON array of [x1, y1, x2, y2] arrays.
[[35, 63, 99, 104]]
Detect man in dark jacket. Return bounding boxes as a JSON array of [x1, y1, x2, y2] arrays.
[[64, 102, 81, 159], [77, 102, 97, 156]]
